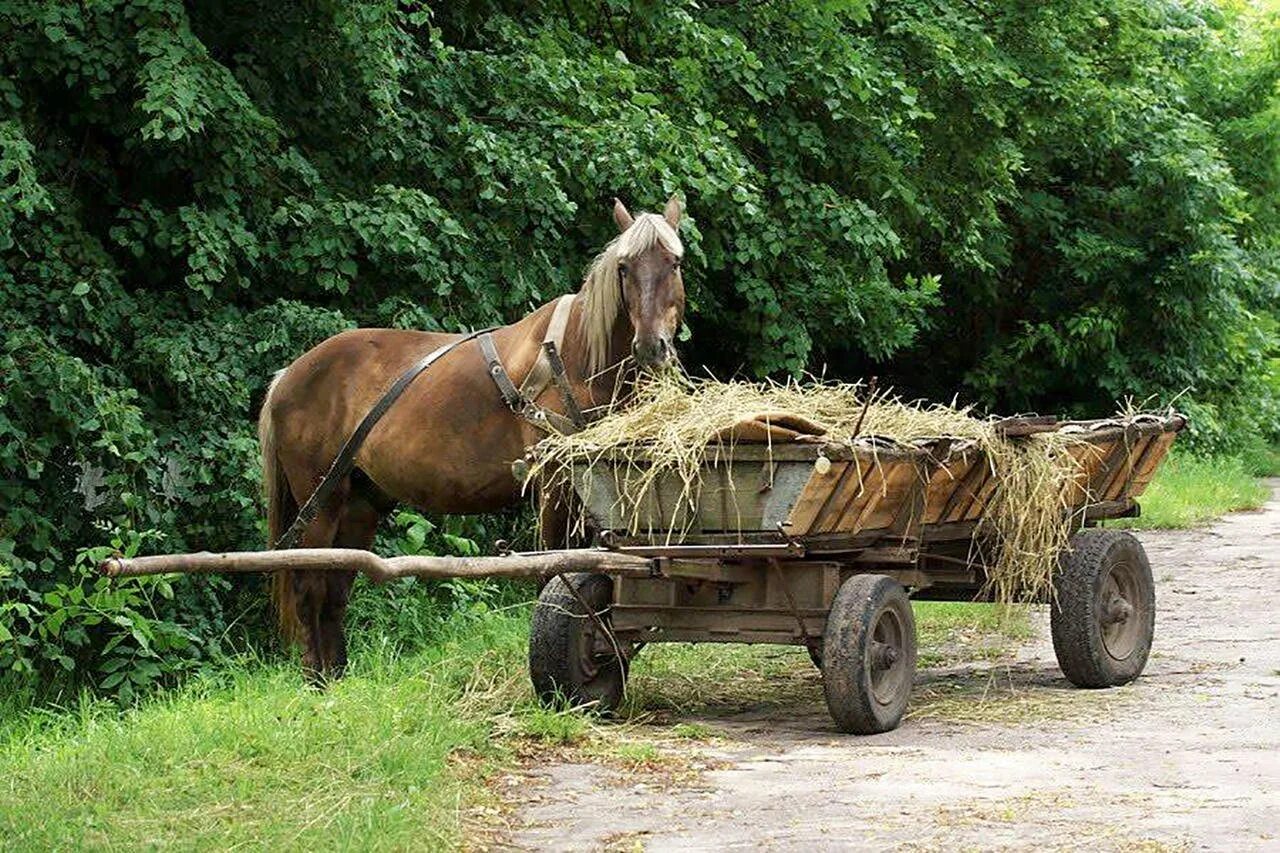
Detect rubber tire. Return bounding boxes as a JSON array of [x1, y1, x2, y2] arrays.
[[1051, 529, 1155, 689], [529, 573, 627, 713], [821, 574, 917, 735]]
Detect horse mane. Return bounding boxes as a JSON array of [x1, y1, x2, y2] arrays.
[[578, 212, 683, 375]]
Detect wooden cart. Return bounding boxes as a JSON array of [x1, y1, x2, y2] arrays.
[[527, 413, 1184, 733], [101, 414, 1184, 734]]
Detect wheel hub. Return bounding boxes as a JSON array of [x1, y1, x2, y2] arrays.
[[1102, 594, 1132, 626], [867, 606, 910, 707], [871, 642, 900, 671], [1100, 560, 1143, 661]]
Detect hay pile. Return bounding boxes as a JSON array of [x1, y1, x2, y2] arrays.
[[528, 376, 1103, 603]]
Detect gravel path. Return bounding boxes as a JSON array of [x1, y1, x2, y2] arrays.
[[509, 481, 1280, 852]]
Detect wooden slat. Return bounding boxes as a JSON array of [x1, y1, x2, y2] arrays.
[[1086, 439, 1134, 504], [1104, 435, 1153, 501], [1127, 431, 1177, 497], [1060, 442, 1103, 506], [961, 465, 999, 521], [814, 456, 872, 533], [854, 460, 921, 531], [922, 454, 972, 524], [786, 460, 851, 535], [941, 457, 991, 523], [823, 458, 886, 534]]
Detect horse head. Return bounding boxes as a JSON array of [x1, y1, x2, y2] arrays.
[[580, 196, 686, 375], [611, 196, 685, 371]]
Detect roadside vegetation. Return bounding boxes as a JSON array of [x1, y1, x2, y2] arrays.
[[0, 601, 1029, 849]]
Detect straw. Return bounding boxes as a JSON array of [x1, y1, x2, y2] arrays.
[[527, 375, 1118, 603]]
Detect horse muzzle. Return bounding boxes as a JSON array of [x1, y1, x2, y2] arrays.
[[632, 335, 677, 371]]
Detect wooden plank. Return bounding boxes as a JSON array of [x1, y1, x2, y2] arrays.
[[1089, 438, 1137, 504], [854, 459, 921, 531], [1061, 442, 1104, 506], [960, 464, 999, 521], [616, 628, 810, 646], [611, 605, 829, 637], [922, 453, 973, 524], [941, 456, 992, 523], [826, 458, 888, 534], [1104, 434, 1155, 501], [818, 456, 879, 534], [1127, 431, 1177, 497], [786, 460, 851, 535], [993, 415, 1059, 437], [934, 455, 982, 523]]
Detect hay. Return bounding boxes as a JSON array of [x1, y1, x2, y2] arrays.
[[527, 375, 1110, 603]]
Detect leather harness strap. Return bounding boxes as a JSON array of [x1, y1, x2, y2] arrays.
[[274, 326, 493, 550], [519, 294, 576, 404], [478, 331, 523, 412], [478, 294, 584, 435]]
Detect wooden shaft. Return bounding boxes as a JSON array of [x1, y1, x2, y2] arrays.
[[99, 548, 655, 584]]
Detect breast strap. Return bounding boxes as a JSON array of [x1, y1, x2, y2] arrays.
[[477, 294, 583, 435]]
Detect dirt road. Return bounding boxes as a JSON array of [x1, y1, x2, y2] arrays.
[[509, 481, 1280, 852]]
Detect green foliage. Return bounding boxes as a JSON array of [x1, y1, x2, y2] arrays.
[[1, 1, 1278, 697], [347, 509, 534, 659]]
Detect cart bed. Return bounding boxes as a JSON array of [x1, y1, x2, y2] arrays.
[[574, 414, 1185, 548]]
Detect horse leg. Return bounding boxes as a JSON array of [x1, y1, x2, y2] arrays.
[[318, 496, 381, 680], [293, 493, 345, 686], [537, 488, 591, 592]]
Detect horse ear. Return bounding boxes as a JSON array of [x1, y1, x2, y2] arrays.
[[612, 197, 634, 232], [663, 194, 682, 228]]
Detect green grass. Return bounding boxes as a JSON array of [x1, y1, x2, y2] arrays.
[[914, 601, 1033, 668], [0, 611, 534, 851], [1113, 452, 1271, 529]]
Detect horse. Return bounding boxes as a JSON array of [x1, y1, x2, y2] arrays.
[[257, 196, 686, 681]]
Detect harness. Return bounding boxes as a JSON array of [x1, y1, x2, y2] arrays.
[[274, 296, 585, 550], [477, 294, 584, 435]]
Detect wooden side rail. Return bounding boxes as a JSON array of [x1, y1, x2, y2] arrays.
[[99, 548, 656, 583]]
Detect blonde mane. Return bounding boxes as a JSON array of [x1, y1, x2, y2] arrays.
[[578, 213, 683, 374]]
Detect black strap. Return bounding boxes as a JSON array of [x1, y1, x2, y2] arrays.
[[543, 341, 586, 430], [478, 332, 525, 412], [274, 327, 493, 549]]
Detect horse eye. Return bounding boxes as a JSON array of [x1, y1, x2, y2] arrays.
[[618, 263, 628, 276]]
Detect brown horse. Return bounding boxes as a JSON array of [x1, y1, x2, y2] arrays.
[[258, 197, 686, 680]]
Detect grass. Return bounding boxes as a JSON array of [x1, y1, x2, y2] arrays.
[[1114, 452, 1271, 529], [0, 611, 534, 851]]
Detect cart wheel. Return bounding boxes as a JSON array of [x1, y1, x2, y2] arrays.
[[529, 573, 628, 713], [821, 574, 916, 734], [1051, 529, 1155, 688]]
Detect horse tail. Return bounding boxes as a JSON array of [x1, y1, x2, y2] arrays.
[[260, 369, 301, 647]]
